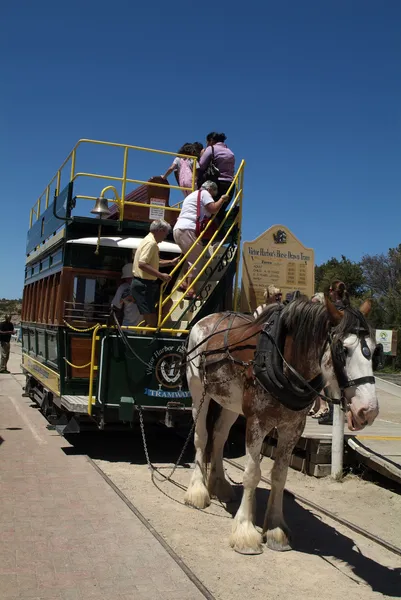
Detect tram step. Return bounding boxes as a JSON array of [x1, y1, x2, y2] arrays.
[[61, 395, 89, 413]]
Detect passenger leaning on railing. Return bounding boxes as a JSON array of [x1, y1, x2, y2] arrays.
[[173, 182, 229, 300], [130, 220, 180, 328], [162, 143, 200, 197]]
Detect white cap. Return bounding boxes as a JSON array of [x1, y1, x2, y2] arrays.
[[122, 263, 133, 279]]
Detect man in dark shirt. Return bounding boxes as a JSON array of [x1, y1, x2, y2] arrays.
[[0, 315, 15, 373]]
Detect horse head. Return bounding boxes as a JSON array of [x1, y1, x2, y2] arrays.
[[323, 298, 379, 431]]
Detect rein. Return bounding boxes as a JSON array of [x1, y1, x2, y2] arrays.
[[185, 306, 376, 412], [184, 312, 255, 366]]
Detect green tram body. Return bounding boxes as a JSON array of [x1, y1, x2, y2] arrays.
[[21, 140, 243, 433]]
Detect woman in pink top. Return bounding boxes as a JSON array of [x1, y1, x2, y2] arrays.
[[163, 143, 198, 197]]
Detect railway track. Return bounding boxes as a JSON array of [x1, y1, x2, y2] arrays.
[[10, 364, 401, 593], [222, 457, 401, 558], [171, 427, 401, 558], [86, 438, 401, 600]]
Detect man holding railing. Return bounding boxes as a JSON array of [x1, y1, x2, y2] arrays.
[[131, 220, 179, 328]]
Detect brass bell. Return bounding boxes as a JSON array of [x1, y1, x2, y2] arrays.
[[91, 196, 111, 217]]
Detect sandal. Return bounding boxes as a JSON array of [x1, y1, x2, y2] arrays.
[[184, 291, 197, 300], [312, 408, 329, 419]]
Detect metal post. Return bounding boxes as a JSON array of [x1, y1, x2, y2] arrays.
[[331, 403, 345, 479]]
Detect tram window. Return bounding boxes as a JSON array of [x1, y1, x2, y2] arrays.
[[69, 275, 117, 323], [51, 249, 63, 266], [41, 257, 50, 272], [72, 276, 116, 318]]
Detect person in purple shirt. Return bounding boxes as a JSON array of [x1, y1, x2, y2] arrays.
[[198, 132, 235, 206]]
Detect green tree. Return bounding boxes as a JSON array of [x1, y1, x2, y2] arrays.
[[361, 245, 401, 369], [315, 255, 366, 298]]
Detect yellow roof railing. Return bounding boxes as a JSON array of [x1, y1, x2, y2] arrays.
[[29, 138, 198, 227]]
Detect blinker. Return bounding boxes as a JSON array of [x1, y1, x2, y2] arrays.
[[361, 338, 371, 360]]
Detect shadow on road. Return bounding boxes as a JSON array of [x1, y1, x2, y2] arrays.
[[61, 420, 246, 465], [223, 485, 401, 597]]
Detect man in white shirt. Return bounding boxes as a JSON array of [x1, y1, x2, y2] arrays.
[[173, 181, 228, 299], [111, 263, 141, 327]]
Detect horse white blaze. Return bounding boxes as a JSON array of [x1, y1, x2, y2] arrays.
[[343, 334, 379, 430], [321, 335, 379, 431]]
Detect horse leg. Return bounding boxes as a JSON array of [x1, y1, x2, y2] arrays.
[[263, 415, 306, 551], [230, 415, 269, 554], [184, 383, 211, 509], [208, 408, 238, 503]]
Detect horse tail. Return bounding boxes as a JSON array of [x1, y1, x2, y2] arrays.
[[204, 399, 222, 470]]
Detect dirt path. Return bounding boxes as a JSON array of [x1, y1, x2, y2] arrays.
[[10, 344, 401, 598], [90, 427, 401, 600]]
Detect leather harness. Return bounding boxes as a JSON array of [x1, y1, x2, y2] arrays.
[[185, 306, 377, 412]]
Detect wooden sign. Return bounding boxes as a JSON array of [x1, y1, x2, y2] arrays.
[[241, 225, 315, 313]]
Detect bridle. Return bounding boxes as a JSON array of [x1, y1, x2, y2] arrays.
[[327, 324, 376, 410]]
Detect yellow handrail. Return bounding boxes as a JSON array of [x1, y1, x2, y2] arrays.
[[233, 165, 245, 309], [159, 214, 240, 328], [157, 160, 245, 327], [161, 161, 244, 297], [163, 187, 241, 304], [88, 324, 101, 415], [29, 138, 198, 226]]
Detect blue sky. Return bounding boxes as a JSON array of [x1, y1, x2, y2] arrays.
[[1, 0, 400, 298]]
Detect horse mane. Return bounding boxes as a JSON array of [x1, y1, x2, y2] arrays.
[[332, 305, 372, 341], [253, 299, 372, 365]]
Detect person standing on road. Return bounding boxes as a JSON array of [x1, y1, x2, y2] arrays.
[[131, 220, 179, 328], [0, 315, 15, 373]]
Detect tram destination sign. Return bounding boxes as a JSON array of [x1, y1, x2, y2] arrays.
[[241, 225, 315, 313]]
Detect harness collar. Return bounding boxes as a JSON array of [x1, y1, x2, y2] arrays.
[[253, 306, 376, 411], [253, 305, 325, 411]]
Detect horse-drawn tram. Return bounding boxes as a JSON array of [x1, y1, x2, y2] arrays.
[[21, 138, 244, 433]]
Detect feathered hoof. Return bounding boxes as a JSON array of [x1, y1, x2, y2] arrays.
[[184, 480, 211, 509], [264, 527, 292, 552], [230, 520, 263, 555], [208, 476, 236, 503]]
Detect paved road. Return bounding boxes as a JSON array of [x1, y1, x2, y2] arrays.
[[379, 373, 401, 387], [0, 349, 206, 600]]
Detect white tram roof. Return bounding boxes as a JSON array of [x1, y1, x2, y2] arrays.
[[66, 237, 181, 254]]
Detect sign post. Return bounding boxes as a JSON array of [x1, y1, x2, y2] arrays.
[[241, 225, 315, 312]]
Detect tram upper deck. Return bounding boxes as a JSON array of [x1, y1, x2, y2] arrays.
[[24, 139, 244, 332], [21, 139, 245, 430]]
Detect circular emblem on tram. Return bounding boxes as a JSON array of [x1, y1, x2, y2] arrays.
[[155, 353, 182, 388]]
